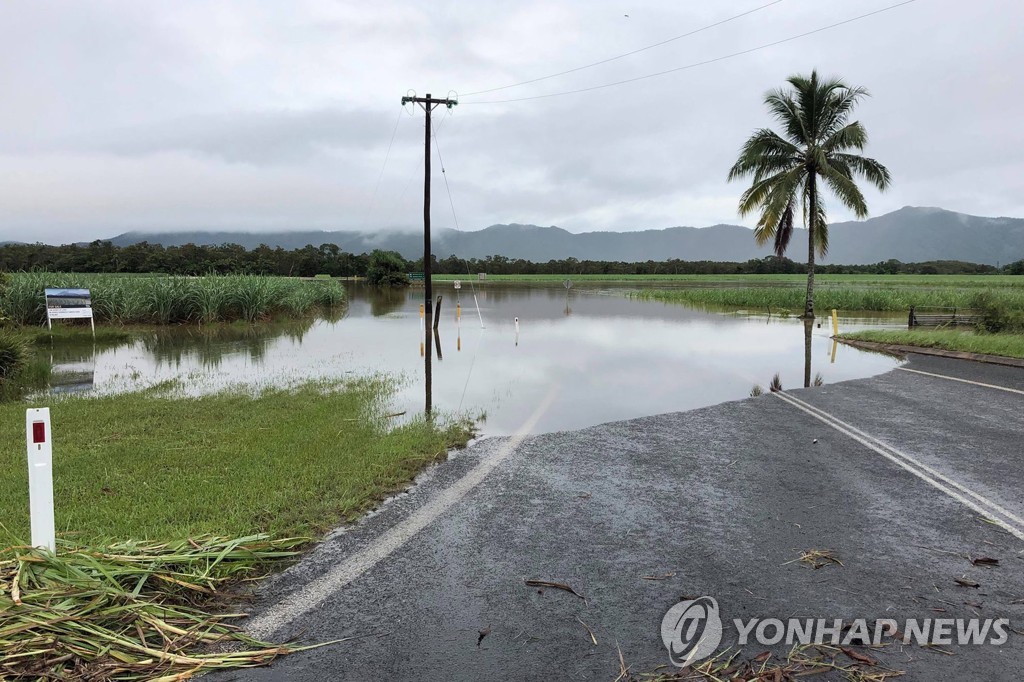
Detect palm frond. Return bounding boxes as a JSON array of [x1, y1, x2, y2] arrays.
[[750, 167, 805, 247], [728, 129, 801, 181], [820, 162, 868, 218], [833, 153, 892, 191], [813, 193, 829, 257], [819, 87, 869, 140], [823, 122, 868, 153], [773, 199, 795, 257], [764, 91, 808, 145]]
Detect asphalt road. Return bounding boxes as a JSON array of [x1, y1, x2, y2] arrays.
[[223, 354, 1024, 681]]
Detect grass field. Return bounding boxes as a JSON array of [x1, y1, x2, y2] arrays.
[[620, 276, 1024, 313], [432, 273, 1024, 286], [0, 378, 473, 543], [842, 329, 1024, 360], [1, 272, 345, 326]]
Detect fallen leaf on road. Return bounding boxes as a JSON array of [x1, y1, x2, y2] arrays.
[[753, 651, 772, 663], [576, 616, 597, 645], [640, 572, 676, 581], [524, 579, 585, 599], [954, 578, 980, 588], [477, 626, 491, 647], [971, 556, 999, 566]]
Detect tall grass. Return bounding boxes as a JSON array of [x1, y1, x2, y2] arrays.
[[0, 331, 28, 379], [0, 273, 346, 326], [630, 285, 1024, 313]]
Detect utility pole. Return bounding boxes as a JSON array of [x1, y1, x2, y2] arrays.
[[401, 92, 457, 414]]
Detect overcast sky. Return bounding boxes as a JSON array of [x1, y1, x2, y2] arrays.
[[1, 0, 1021, 244]]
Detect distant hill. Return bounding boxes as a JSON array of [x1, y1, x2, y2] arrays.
[[102, 207, 1024, 265]]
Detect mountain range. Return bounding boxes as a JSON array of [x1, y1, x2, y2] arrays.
[[99, 206, 1024, 265]]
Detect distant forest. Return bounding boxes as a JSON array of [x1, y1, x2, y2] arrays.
[[1, 240, 1021, 277]]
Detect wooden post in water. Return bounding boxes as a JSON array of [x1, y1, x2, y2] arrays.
[[433, 295, 442, 331]]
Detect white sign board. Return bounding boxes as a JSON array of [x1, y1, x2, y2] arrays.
[[453, 280, 462, 290], [45, 288, 94, 334]]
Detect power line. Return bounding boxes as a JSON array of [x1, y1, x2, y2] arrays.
[[364, 108, 403, 222], [431, 118, 485, 332], [465, 0, 917, 105], [462, 0, 783, 97], [431, 118, 461, 232]]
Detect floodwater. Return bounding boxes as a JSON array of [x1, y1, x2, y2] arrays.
[[38, 283, 905, 435]]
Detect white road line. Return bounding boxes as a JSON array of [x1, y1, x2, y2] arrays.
[[245, 386, 560, 640], [897, 367, 1024, 395], [772, 391, 1024, 543]]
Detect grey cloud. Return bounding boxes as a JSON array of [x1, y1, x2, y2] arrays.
[[1, 0, 1023, 243]]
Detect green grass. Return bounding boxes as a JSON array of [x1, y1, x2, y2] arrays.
[[1, 273, 346, 326], [0, 378, 473, 543], [842, 329, 1024, 359], [629, 282, 1024, 313]]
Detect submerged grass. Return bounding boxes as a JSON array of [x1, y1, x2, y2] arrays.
[[842, 329, 1024, 359], [0, 534, 319, 680], [0, 378, 474, 543], [1, 273, 346, 326]]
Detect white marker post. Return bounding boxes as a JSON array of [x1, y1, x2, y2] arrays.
[[26, 408, 55, 552]]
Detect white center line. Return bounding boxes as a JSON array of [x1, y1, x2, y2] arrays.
[[897, 367, 1024, 395], [772, 391, 1024, 543], [246, 385, 560, 640]]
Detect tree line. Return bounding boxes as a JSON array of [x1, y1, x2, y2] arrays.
[[0, 240, 1020, 277]]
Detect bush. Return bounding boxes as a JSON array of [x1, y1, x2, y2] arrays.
[[366, 250, 411, 288], [0, 331, 28, 380]]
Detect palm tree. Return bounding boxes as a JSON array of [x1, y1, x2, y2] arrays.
[[728, 70, 891, 318]]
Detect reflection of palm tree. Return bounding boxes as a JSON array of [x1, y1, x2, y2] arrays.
[[803, 319, 813, 388], [729, 70, 891, 319]]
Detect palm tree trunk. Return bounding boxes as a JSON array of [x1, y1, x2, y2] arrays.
[[804, 173, 817, 319]]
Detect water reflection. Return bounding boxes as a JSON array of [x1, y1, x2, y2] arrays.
[[47, 344, 96, 394], [137, 320, 315, 369], [804, 319, 813, 388], [33, 283, 905, 435]]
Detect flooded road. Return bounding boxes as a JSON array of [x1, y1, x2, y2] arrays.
[[40, 283, 904, 435]]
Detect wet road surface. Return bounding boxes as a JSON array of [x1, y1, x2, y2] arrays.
[[224, 354, 1024, 681]]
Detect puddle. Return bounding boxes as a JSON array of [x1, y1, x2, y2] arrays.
[[34, 283, 905, 435]]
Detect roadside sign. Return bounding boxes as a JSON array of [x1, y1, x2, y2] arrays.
[[45, 288, 95, 335], [26, 408, 55, 552], [454, 280, 462, 289]]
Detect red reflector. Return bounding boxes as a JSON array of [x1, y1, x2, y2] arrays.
[[32, 422, 46, 444]]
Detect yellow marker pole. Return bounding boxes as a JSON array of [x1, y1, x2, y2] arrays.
[[831, 309, 839, 336]]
